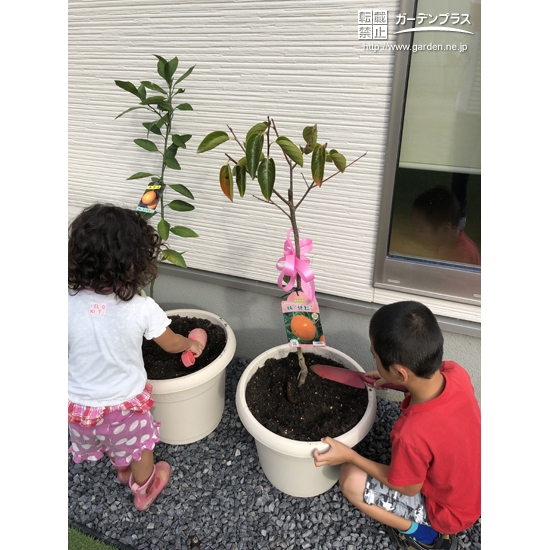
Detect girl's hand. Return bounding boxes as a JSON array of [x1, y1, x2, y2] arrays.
[[312, 436, 354, 467], [187, 338, 204, 358]]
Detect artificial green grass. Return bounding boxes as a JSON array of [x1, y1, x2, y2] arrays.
[[68, 526, 118, 550]]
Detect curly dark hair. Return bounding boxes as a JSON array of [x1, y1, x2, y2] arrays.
[[68, 203, 162, 301]]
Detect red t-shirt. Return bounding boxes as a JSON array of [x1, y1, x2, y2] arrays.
[[387, 361, 481, 534], [454, 231, 481, 265]]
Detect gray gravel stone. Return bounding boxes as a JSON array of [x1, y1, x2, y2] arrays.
[[68, 357, 481, 549]]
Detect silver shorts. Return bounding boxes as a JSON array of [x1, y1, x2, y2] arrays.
[[363, 475, 431, 526]]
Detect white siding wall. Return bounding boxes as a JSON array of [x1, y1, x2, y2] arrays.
[[68, 0, 481, 323]]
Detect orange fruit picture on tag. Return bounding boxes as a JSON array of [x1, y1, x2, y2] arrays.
[[141, 190, 157, 205], [290, 315, 316, 341]]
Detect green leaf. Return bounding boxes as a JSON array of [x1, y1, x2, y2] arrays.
[[165, 57, 179, 83], [275, 136, 304, 167], [138, 211, 156, 221], [246, 133, 264, 179], [168, 184, 194, 200], [134, 139, 159, 152], [140, 96, 166, 106], [219, 164, 233, 201], [137, 84, 146, 101], [157, 100, 173, 112], [115, 106, 145, 120], [170, 226, 199, 238], [165, 156, 181, 170], [167, 200, 195, 212], [155, 55, 168, 79], [329, 149, 347, 173], [311, 143, 326, 186], [165, 143, 178, 159], [234, 165, 247, 197], [245, 122, 268, 145], [175, 64, 196, 85], [176, 103, 193, 111], [257, 157, 276, 200], [302, 125, 318, 155], [196, 131, 230, 154], [158, 219, 170, 240], [115, 80, 141, 98], [156, 114, 169, 128], [172, 134, 192, 148], [143, 122, 162, 136], [127, 172, 156, 180], [140, 81, 167, 95], [162, 248, 187, 268]]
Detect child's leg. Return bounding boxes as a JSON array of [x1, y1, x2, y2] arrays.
[[130, 449, 154, 486], [129, 453, 171, 512], [339, 463, 413, 531], [108, 456, 131, 484], [339, 464, 457, 548]]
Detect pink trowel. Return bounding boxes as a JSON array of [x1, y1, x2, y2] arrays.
[[181, 328, 208, 367], [310, 364, 408, 393]]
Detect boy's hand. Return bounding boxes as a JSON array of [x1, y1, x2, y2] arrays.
[[312, 436, 353, 467], [362, 370, 390, 389]]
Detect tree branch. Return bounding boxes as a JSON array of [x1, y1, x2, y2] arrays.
[[224, 152, 239, 165], [252, 194, 292, 220], [321, 151, 368, 186], [227, 125, 246, 153], [272, 188, 290, 206], [295, 151, 368, 210]]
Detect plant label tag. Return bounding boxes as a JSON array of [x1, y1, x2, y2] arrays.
[[281, 291, 326, 347], [136, 182, 166, 213]]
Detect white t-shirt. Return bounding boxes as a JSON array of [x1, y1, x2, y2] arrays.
[[68, 289, 170, 407]]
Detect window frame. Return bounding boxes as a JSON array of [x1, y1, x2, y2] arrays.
[[373, 0, 481, 306]]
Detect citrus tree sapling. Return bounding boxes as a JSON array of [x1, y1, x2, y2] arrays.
[[115, 55, 198, 297]]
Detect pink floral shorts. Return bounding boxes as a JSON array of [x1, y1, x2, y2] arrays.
[[68, 409, 161, 467]]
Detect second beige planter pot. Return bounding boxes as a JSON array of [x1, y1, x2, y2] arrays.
[[236, 344, 377, 498]]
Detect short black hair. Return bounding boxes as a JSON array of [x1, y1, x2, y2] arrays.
[[68, 203, 162, 301], [413, 186, 461, 230], [369, 301, 443, 378]]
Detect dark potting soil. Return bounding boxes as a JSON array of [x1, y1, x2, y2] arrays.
[[245, 351, 370, 442], [143, 316, 226, 380]]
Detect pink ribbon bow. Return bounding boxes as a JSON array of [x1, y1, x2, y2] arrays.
[[276, 229, 316, 301]]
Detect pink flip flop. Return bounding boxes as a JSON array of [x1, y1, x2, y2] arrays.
[[181, 328, 208, 367]]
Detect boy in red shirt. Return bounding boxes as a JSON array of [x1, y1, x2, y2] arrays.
[[313, 301, 480, 550], [412, 186, 481, 266]]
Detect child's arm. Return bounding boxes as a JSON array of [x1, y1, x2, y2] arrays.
[[312, 436, 423, 497], [153, 327, 204, 357]]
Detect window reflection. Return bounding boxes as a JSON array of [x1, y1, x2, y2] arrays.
[[388, 0, 481, 269], [412, 186, 480, 265]]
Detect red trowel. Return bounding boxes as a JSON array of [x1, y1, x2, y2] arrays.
[[181, 328, 208, 367], [311, 364, 408, 393]]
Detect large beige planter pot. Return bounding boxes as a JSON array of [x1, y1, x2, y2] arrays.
[[236, 344, 376, 498], [148, 309, 236, 445]]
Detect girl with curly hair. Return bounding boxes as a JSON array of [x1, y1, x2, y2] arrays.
[[68, 203, 204, 511]]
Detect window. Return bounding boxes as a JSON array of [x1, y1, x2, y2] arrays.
[[374, 0, 481, 305]]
